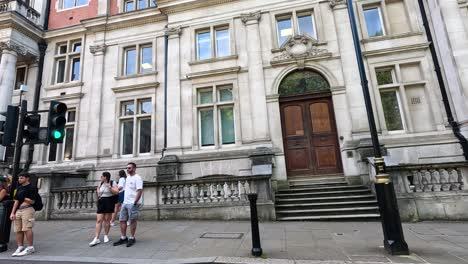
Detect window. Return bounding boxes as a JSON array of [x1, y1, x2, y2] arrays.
[[123, 0, 155, 12], [374, 63, 434, 133], [14, 66, 27, 90], [380, 90, 404, 131], [361, 0, 412, 38], [363, 7, 385, 37], [197, 85, 235, 147], [61, 0, 88, 9], [123, 44, 153, 76], [48, 109, 76, 162], [119, 99, 152, 155], [63, 110, 76, 161], [276, 10, 317, 46], [374, 67, 404, 132], [196, 25, 230, 60], [54, 40, 82, 84]]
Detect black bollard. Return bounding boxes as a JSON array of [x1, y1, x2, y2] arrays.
[[248, 193, 263, 257], [0, 200, 14, 253]]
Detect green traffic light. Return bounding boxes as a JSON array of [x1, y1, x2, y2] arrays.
[[53, 130, 62, 139]]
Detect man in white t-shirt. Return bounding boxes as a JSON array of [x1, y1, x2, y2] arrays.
[[113, 162, 143, 248]]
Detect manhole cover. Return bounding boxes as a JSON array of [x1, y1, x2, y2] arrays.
[[200, 232, 244, 239]]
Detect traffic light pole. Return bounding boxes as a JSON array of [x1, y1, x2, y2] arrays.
[[9, 100, 26, 193]]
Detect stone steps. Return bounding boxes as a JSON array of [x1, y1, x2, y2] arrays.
[[275, 175, 380, 221], [277, 214, 381, 221]]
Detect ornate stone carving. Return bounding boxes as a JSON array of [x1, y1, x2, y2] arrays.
[[89, 44, 106, 55], [164, 26, 182, 36], [329, 0, 347, 8], [0, 41, 27, 55], [240, 11, 261, 24], [271, 35, 329, 63]]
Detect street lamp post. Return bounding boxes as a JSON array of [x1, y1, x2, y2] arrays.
[[345, 0, 409, 255]]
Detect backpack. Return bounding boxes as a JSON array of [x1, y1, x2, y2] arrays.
[[33, 190, 43, 211]]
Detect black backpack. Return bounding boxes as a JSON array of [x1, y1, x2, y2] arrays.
[[33, 190, 43, 211]]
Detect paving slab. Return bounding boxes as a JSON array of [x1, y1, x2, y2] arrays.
[[0, 220, 467, 263]]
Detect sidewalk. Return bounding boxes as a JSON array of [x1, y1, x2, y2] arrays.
[[0, 220, 467, 264]]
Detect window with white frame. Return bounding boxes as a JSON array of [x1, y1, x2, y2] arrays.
[[363, 6, 385, 37], [362, 0, 412, 38], [61, 0, 88, 9], [48, 109, 76, 162], [123, 44, 153, 76], [120, 99, 152, 155], [196, 25, 230, 61], [123, 0, 156, 12], [375, 68, 405, 132], [197, 85, 235, 147], [54, 40, 82, 84], [375, 63, 435, 133], [14, 66, 27, 90], [276, 10, 317, 47]]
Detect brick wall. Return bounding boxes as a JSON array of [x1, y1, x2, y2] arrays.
[[48, 0, 98, 30]]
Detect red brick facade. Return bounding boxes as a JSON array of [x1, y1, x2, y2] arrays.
[[48, 0, 98, 30]]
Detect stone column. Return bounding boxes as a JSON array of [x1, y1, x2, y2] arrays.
[[86, 44, 106, 158], [432, 0, 468, 135], [330, 2, 370, 135], [165, 27, 182, 154], [241, 11, 270, 142], [0, 41, 23, 158], [0, 41, 22, 114]]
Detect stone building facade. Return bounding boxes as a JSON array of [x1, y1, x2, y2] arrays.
[[1, 0, 468, 220]]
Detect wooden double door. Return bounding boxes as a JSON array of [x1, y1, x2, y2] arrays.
[[280, 95, 342, 176]]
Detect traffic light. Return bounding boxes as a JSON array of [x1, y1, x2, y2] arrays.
[[47, 101, 67, 144], [0, 105, 19, 147], [23, 114, 41, 143]]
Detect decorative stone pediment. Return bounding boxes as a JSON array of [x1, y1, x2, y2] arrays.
[[329, 0, 347, 8], [271, 35, 329, 65]]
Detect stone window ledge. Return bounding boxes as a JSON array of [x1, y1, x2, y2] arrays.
[[44, 82, 84, 91], [361, 31, 423, 44], [188, 55, 238, 66], [114, 71, 158, 81]]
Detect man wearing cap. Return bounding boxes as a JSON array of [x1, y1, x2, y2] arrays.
[[9, 172, 38, 257]]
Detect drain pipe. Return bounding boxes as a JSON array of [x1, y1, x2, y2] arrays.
[[417, 0, 468, 160], [161, 26, 168, 158], [24, 0, 51, 172]]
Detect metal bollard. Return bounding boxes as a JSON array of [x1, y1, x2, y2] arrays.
[[248, 193, 263, 257], [0, 200, 14, 253]]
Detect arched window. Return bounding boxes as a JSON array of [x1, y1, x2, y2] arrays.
[[278, 70, 330, 96]]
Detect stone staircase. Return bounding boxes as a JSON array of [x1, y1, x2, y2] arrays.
[[275, 174, 381, 221]]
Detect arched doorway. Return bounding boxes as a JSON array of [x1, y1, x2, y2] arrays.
[[279, 70, 342, 176]]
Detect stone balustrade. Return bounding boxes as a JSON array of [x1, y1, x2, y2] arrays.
[[382, 162, 468, 221], [48, 175, 275, 221], [51, 186, 97, 210], [0, 0, 40, 25], [158, 176, 264, 205], [387, 162, 467, 194]]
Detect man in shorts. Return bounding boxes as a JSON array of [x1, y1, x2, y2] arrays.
[[113, 162, 143, 247], [9, 172, 38, 256]]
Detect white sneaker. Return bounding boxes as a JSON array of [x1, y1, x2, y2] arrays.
[[89, 237, 100, 247], [16, 247, 34, 256], [11, 246, 25, 257], [110, 222, 116, 227], [104, 235, 109, 243]]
